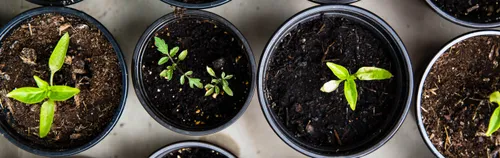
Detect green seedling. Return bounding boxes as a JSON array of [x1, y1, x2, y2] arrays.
[[320, 62, 393, 111], [6, 33, 80, 138], [155, 37, 202, 89], [486, 91, 500, 136], [204, 66, 233, 98]]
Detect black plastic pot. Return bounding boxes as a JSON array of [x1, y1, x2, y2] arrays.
[[416, 30, 500, 158], [150, 141, 235, 158], [258, 5, 413, 157], [133, 9, 255, 136], [425, 0, 500, 28], [159, 0, 230, 9], [309, 0, 359, 5], [0, 7, 128, 157], [27, 0, 83, 6]]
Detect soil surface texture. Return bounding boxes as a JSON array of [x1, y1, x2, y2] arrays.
[[432, 0, 500, 23], [265, 15, 397, 149], [0, 13, 122, 150], [422, 36, 500, 157], [141, 17, 251, 130], [163, 147, 227, 158]]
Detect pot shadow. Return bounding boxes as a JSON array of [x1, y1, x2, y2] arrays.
[[199, 133, 240, 156]]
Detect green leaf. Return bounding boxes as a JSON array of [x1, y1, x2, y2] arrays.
[[490, 91, 500, 105], [178, 50, 188, 61], [170, 47, 179, 57], [487, 107, 500, 136], [34, 76, 49, 89], [158, 57, 169, 65], [7, 87, 46, 104], [205, 84, 214, 89], [221, 72, 226, 79], [206, 66, 216, 77], [166, 69, 174, 81], [49, 32, 70, 73], [326, 62, 350, 80], [320, 80, 343, 93], [211, 79, 220, 84], [214, 85, 220, 94], [205, 88, 214, 97], [154, 37, 169, 55], [188, 78, 203, 89], [223, 85, 233, 96], [185, 71, 193, 76], [180, 75, 185, 85], [222, 79, 229, 87], [48, 86, 80, 101], [160, 70, 168, 77], [39, 100, 55, 138], [344, 79, 358, 111], [224, 75, 233, 80], [354, 67, 393, 80]]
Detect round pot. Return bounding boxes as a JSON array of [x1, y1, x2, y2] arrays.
[[150, 141, 235, 158], [159, 0, 230, 9], [133, 10, 255, 136], [258, 5, 413, 157], [27, 0, 83, 6], [416, 30, 500, 158], [0, 7, 128, 157], [309, 0, 359, 5], [425, 0, 500, 28]]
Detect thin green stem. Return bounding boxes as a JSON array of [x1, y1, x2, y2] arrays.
[[164, 52, 187, 76], [50, 72, 55, 86]]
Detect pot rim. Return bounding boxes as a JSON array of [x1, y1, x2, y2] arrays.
[[257, 5, 413, 157], [425, 0, 500, 28], [416, 30, 500, 158], [149, 141, 236, 158], [27, 0, 83, 6], [159, 0, 230, 9], [308, 0, 359, 5], [0, 6, 128, 157], [132, 9, 256, 136]]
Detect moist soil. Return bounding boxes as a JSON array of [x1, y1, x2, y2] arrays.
[[432, 0, 500, 23], [0, 13, 122, 150], [163, 147, 227, 158], [141, 17, 251, 130], [422, 36, 500, 157], [174, 0, 216, 4], [265, 15, 396, 149]]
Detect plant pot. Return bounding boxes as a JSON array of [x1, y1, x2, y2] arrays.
[[159, 0, 230, 9], [0, 7, 128, 157], [425, 0, 500, 28], [133, 10, 255, 136], [27, 0, 83, 6], [150, 141, 235, 158], [417, 30, 500, 157], [258, 5, 413, 157], [308, 0, 359, 5]]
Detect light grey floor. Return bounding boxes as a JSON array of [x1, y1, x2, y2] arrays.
[[0, 0, 475, 157]]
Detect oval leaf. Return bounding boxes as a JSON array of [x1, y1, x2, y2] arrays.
[[39, 100, 55, 138], [178, 50, 188, 61], [49, 33, 70, 73], [170, 47, 179, 57], [223, 85, 233, 96], [205, 84, 214, 89], [320, 80, 343, 93], [160, 70, 168, 77], [491, 91, 500, 105], [487, 107, 500, 136], [344, 79, 358, 111], [326, 62, 349, 80], [166, 69, 174, 81], [205, 88, 214, 97], [34, 76, 49, 89], [214, 85, 220, 94], [154, 37, 169, 55], [48, 86, 80, 101], [224, 75, 233, 80], [180, 75, 185, 85], [354, 67, 393, 80], [185, 71, 193, 76], [206, 66, 216, 77], [158, 57, 169, 65], [7, 87, 46, 104]]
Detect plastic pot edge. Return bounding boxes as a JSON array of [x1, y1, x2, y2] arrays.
[[149, 141, 236, 158], [159, 0, 230, 9], [425, 0, 500, 28]]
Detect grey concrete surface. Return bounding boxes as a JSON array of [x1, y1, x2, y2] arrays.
[[0, 0, 475, 157]]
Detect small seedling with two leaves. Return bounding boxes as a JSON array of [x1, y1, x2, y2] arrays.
[[320, 62, 392, 111], [155, 37, 202, 89], [204, 66, 233, 98], [6, 33, 80, 138], [486, 91, 500, 136]]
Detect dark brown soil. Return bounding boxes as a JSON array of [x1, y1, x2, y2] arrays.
[[0, 13, 122, 150], [422, 36, 500, 157], [432, 0, 500, 23], [174, 0, 216, 4], [265, 15, 396, 149], [141, 17, 251, 130], [163, 147, 227, 158]]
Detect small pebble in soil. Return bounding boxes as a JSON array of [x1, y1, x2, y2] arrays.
[[212, 58, 225, 70], [157, 89, 161, 92], [306, 123, 314, 134]]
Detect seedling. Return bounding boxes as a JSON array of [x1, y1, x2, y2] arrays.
[[6, 33, 80, 138], [320, 62, 393, 111], [155, 37, 202, 89], [486, 91, 500, 136], [204, 66, 233, 98]]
